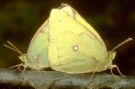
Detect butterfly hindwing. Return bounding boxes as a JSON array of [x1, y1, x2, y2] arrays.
[[27, 21, 50, 70]]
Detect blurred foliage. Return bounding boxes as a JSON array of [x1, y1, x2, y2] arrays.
[[0, 0, 135, 75]]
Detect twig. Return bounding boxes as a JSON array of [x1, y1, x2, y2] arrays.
[[0, 69, 134, 89]]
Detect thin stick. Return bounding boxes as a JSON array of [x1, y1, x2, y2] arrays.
[[112, 38, 133, 51]]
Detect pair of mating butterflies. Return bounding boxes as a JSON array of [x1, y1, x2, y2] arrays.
[[5, 4, 133, 75]]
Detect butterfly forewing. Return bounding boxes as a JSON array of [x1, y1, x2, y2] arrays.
[[48, 6, 108, 73]]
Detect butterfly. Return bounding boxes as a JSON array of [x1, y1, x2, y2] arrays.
[[4, 4, 133, 76]]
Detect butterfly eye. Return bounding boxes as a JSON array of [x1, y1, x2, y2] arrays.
[[72, 45, 79, 51]]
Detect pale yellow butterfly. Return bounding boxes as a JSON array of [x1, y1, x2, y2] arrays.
[[4, 4, 133, 76]]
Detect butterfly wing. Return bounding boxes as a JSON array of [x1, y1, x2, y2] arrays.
[[48, 5, 108, 73], [26, 21, 50, 70]]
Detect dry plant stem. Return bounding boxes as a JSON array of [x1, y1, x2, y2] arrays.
[[0, 69, 135, 89]]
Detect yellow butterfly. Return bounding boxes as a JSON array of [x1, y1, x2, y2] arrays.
[[4, 4, 133, 75], [48, 4, 132, 75]]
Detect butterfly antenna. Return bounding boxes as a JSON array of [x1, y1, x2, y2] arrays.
[[112, 38, 133, 51], [3, 41, 23, 55]]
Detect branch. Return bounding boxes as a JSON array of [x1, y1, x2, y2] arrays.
[[0, 69, 134, 89]]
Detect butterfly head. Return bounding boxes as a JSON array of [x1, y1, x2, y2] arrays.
[[107, 51, 116, 65], [18, 54, 28, 65], [107, 38, 133, 66], [4, 41, 29, 68]]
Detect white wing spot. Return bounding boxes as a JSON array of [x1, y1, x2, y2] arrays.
[[72, 45, 79, 51]]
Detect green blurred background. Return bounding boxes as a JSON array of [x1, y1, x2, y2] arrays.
[[0, 0, 135, 75]]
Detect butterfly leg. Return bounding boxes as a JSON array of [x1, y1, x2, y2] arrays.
[[87, 62, 99, 88], [9, 63, 26, 74], [9, 63, 23, 69], [91, 60, 100, 80], [109, 65, 124, 77], [21, 64, 26, 74], [91, 64, 98, 79]]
